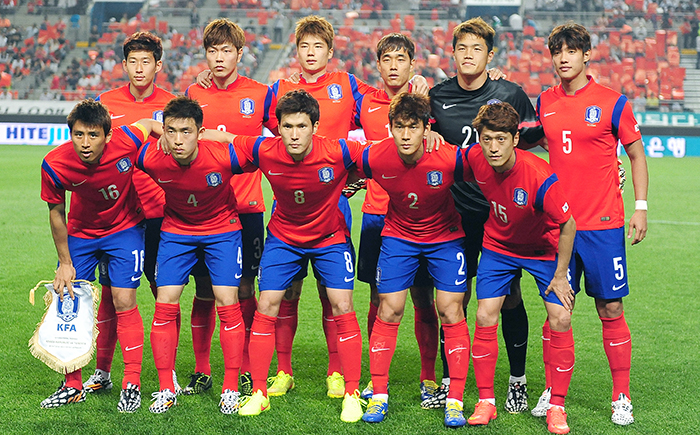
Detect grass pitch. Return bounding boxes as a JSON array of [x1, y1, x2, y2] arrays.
[[1, 145, 699, 434]]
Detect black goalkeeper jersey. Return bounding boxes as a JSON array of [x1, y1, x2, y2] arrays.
[[429, 76, 543, 214]]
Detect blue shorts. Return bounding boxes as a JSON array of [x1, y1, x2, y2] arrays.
[[376, 237, 466, 293], [358, 213, 432, 287], [476, 248, 566, 306], [69, 224, 144, 289], [156, 230, 242, 287], [569, 227, 629, 300], [99, 217, 161, 286], [258, 232, 355, 291]]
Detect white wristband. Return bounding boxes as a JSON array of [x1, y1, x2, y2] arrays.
[[635, 200, 648, 210]]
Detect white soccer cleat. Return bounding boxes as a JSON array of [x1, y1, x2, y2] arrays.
[[149, 389, 177, 414], [531, 387, 551, 417], [220, 389, 242, 415], [611, 393, 634, 425]]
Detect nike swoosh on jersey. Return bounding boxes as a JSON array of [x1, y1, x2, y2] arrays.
[[448, 347, 468, 355], [158, 179, 174, 183], [224, 322, 242, 331], [339, 333, 358, 342], [110, 114, 126, 119], [381, 174, 397, 179], [543, 112, 556, 117], [442, 103, 457, 109], [200, 104, 209, 108], [368, 107, 382, 113], [612, 283, 627, 291], [268, 170, 284, 176], [609, 339, 631, 347], [474, 178, 487, 185], [72, 179, 87, 186], [125, 344, 143, 351]]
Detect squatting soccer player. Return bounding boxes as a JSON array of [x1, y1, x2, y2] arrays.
[[532, 22, 648, 426], [463, 102, 576, 435], [40, 100, 147, 412], [426, 16, 544, 412], [356, 93, 471, 428]]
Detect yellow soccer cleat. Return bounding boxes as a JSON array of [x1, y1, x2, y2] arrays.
[[340, 390, 366, 423], [326, 372, 345, 398], [238, 390, 270, 416], [267, 371, 295, 397]]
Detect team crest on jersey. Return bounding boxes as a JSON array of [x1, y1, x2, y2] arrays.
[[486, 99, 502, 105], [513, 188, 528, 207], [152, 110, 164, 123], [585, 105, 602, 124], [116, 157, 133, 173], [56, 292, 79, 322], [206, 172, 223, 187], [562, 202, 569, 213], [327, 84, 343, 100], [427, 170, 443, 186], [240, 98, 255, 116], [318, 167, 334, 183]]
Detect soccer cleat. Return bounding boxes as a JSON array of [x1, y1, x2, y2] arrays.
[[420, 382, 448, 409], [182, 372, 212, 395], [117, 383, 141, 413], [172, 370, 182, 396], [219, 389, 242, 415], [149, 389, 177, 414], [40, 382, 86, 409], [444, 401, 467, 428], [342, 178, 367, 198], [326, 372, 345, 398], [611, 393, 634, 426], [468, 400, 497, 426], [239, 371, 253, 397], [340, 390, 366, 423], [361, 397, 388, 423], [83, 369, 113, 393], [360, 380, 373, 400], [547, 406, 570, 434], [420, 379, 439, 401], [267, 371, 295, 396], [238, 390, 270, 416], [531, 387, 552, 417], [505, 381, 529, 414]]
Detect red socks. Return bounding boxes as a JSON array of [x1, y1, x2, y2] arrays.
[[116, 306, 144, 388], [191, 297, 216, 375], [443, 319, 470, 401], [321, 296, 341, 376], [549, 328, 575, 407], [218, 303, 244, 392], [472, 324, 499, 400], [601, 313, 632, 400], [65, 370, 83, 390], [368, 317, 399, 395], [335, 312, 362, 394], [367, 301, 378, 338], [95, 285, 117, 373], [542, 319, 552, 388], [248, 311, 277, 395], [240, 296, 257, 373], [414, 304, 439, 382], [275, 298, 298, 375], [151, 302, 180, 391]]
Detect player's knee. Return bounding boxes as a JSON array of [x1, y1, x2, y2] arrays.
[[548, 310, 571, 332], [111, 288, 137, 312], [474, 305, 499, 327], [378, 301, 405, 323], [257, 293, 282, 316], [596, 298, 623, 319]]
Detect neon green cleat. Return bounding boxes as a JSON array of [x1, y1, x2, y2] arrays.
[[326, 372, 345, 398], [238, 390, 270, 416], [340, 390, 366, 423], [267, 371, 295, 396]]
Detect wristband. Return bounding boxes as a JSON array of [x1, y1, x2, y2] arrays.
[[635, 200, 648, 210]]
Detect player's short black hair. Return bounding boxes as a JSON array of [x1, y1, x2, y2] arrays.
[[388, 93, 431, 128], [123, 31, 163, 62], [472, 102, 520, 137], [163, 96, 204, 130], [203, 18, 246, 51], [275, 89, 320, 126], [67, 99, 111, 135], [548, 22, 591, 55], [453, 17, 494, 52], [376, 33, 415, 60]]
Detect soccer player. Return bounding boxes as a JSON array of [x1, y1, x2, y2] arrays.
[[184, 18, 278, 397], [533, 23, 648, 426], [426, 16, 544, 412], [136, 97, 248, 415], [202, 89, 366, 422], [356, 93, 471, 428], [84, 30, 178, 398], [40, 99, 147, 412], [463, 102, 576, 435]]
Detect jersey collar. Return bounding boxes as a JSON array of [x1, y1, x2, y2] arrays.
[[556, 75, 595, 97]]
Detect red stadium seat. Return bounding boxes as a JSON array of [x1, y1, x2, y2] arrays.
[[671, 88, 684, 100], [158, 20, 169, 34]]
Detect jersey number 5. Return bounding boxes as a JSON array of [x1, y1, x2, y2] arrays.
[[562, 130, 572, 154]]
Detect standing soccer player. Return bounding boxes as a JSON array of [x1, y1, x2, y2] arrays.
[[356, 93, 471, 428], [426, 16, 543, 412], [533, 23, 648, 426], [83, 30, 177, 398], [184, 18, 278, 397], [463, 102, 576, 435], [136, 97, 248, 415], [40, 100, 147, 412]]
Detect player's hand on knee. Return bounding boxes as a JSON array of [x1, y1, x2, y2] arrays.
[[546, 276, 574, 312]]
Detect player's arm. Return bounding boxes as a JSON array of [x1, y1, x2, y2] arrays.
[[624, 138, 648, 244], [545, 215, 577, 311], [201, 129, 237, 143], [48, 201, 75, 300], [134, 118, 163, 138]]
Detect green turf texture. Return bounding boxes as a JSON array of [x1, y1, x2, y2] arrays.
[[1, 145, 698, 434]]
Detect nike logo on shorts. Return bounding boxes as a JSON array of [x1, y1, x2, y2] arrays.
[[344, 276, 354, 282], [131, 276, 141, 282], [235, 273, 243, 279], [455, 278, 466, 285], [612, 283, 626, 291]]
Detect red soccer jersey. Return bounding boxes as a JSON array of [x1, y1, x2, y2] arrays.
[[232, 135, 365, 248], [41, 125, 147, 238], [186, 76, 277, 214], [97, 85, 175, 219], [136, 140, 247, 235], [463, 145, 572, 260], [271, 71, 372, 140], [537, 78, 641, 230], [357, 137, 465, 243]]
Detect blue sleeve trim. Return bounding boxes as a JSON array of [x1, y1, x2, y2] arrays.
[[361, 146, 372, 179], [41, 159, 64, 190], [263, 87, 273, 124], [611, 95, 627, 137], [348, 74, 364, 103], [339, 139, 353, 169], [454, 148, 464, 182], [354, 93, 364, 128], [535, 95, 541, 120], [252, 136, 265, 168], [136, 142, 150, 171], [121, 125, 143, 148], [271, 80, 280, 97], [535, 173, 559, 212], [229, 143, 243, 174]]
